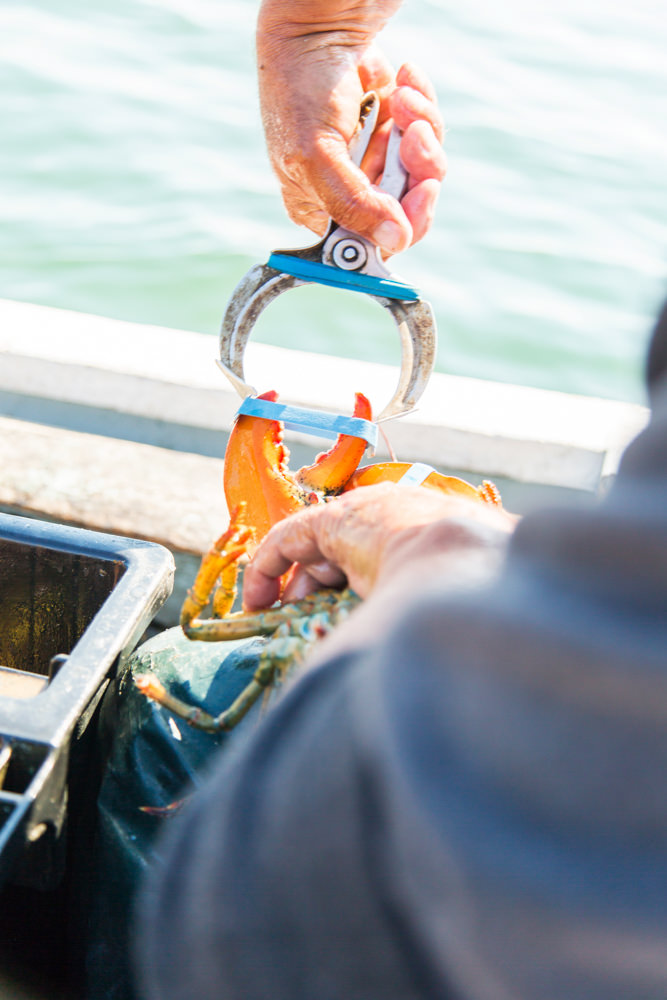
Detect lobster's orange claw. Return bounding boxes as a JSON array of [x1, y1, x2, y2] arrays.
[[223, 391, 374, 549], [223, 391, 302, 549], [344, 463, 502, 506], [295, 393, 373, 497]]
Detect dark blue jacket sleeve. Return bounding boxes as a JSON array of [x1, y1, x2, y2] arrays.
[[136, 362, 667, 999]]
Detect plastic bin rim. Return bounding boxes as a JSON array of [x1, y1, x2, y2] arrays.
[[0, 512, 174, 743]]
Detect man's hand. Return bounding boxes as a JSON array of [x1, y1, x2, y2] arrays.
[[243, 483, 517, 612], [257, 0, 446, 255]]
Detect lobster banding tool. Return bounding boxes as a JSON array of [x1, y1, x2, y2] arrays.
[[218, 92, 438, 428]]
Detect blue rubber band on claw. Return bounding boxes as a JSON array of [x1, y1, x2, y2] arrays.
[[397, 463, 435, 487], [237, 396, 378, 449]]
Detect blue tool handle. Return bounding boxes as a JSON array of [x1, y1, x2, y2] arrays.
[[267, 253, 419, 301]]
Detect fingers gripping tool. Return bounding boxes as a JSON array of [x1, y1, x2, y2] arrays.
[[218, 92, 437, 449]]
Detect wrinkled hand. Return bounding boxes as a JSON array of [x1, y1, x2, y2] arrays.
[[243, 483, 517, 611], [256, 1, 446, 255]]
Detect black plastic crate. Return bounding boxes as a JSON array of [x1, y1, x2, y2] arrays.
[[0, 512, 174, 885]]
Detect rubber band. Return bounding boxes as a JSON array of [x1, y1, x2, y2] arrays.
[[397, 463, 435, 487], [268, 253, 420, 302], [237, 396, 378, 449]]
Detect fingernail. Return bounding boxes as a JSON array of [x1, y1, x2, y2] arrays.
[[372, 220, 405, 254]]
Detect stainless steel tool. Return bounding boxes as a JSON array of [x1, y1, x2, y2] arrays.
[[218, 92, 437, 423]]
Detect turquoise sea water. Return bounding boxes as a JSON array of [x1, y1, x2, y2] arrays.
[[1, 0, 666, 403]]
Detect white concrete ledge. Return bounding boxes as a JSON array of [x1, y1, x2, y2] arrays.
[[0, 298, 649, 492]]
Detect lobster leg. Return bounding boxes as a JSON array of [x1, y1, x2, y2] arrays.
[[135, 628, 303, 732], [180, 504, 254, 638], [136, 590, 361, 731], [134, 661, 274, 732]]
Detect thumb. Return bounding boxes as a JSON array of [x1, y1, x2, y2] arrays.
[[310, 136, 413, 254]]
